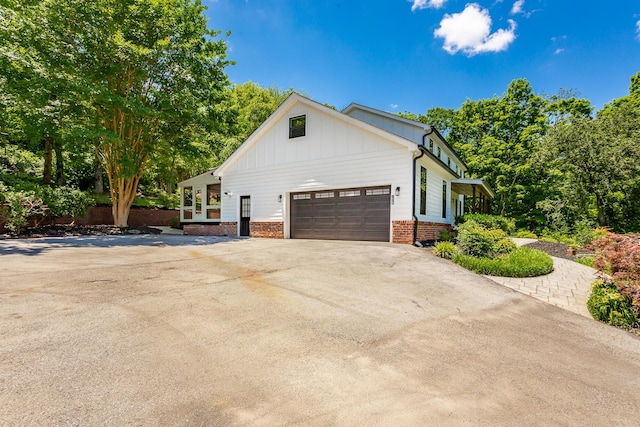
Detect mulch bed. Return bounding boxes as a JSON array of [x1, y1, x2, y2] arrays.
[[0, 224, 162, 240], [522, 240, 594, 260]]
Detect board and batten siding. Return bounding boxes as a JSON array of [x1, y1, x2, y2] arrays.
[[220, 102, 415, 233], [414, 155, 455, 223]]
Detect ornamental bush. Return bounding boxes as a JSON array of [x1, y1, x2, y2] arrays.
[[434, 241, 457, 259], [587, 280, 638, 329], [456, 220, 514, 258], [589, 233, 640, 318]]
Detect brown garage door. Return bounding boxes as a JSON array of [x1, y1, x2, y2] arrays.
[[290, 186, 391, 241]]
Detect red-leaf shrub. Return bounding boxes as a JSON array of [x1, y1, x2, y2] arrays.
[[590, 233, 640, 317]]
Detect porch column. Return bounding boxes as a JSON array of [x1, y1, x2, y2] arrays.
[[472, 185, 477, 214]]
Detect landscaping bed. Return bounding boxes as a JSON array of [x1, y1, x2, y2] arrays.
[[523, 240, 594, 260], [0, 224, 163, 239]]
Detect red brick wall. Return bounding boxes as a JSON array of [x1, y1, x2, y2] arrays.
[[183, 222, 238, 236], [391, 220, 452, 244], [0, 206, 179, 230], [392, 220, 415, 244], [250, 222, 284, 238], [416, 221, 452, 241]]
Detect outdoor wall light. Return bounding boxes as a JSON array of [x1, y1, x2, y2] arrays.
[[278, 194, 283, 203], [224, 191, 232, 197], [395, 187, 401, 196]]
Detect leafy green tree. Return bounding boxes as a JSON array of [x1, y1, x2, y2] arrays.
[[3, 0, 232, 226], [541, 102, 640, 228]]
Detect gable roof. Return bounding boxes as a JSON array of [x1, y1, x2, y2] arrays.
[[342, 102, 466, 169], [178, 168, 220, 187], [214, 93, 422, 177]]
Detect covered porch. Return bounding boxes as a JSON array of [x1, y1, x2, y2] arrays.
[[451, 179, 494, 214]]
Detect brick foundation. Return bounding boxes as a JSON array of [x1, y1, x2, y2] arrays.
[[250, 222, 284, 238], [392, 220, 452, 244], [416, 221, 452, 241], [183, 222, 237, 236], [392, 220, 415, 244]]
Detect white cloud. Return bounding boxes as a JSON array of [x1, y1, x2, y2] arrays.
[[411, 0, 447, 11], [554, 48, 564, 54], [510, 0, 525, 15], [434, 3, 517, 56], [390, 104, 399, 109], [636, 20, 640, 40]]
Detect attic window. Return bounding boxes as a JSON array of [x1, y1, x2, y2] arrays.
[[289, 115, 306, 138]]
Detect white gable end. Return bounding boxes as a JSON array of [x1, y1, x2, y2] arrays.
[[222, 101, 412, 175]]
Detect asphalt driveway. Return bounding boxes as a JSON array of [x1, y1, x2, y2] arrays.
[[1, 236, 639, 426]]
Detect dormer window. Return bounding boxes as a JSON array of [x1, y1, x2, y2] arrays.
[[428, 138, 434, 152], [437, 146, 441, 158], [289, 115, 306, 138]]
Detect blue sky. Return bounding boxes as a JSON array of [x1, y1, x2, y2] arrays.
[[204, 1, 640, 114]]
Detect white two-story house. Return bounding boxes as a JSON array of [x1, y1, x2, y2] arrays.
[[178, 93, 493, 244]]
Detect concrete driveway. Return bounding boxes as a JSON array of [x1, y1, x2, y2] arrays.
[[1, 236, 639, 426]]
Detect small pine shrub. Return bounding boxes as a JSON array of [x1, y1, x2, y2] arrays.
[[434, 241, 457, 259], [453, 247, 554, 277], [587, 280, 637, 329]]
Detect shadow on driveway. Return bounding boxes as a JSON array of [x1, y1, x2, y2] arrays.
[[0, 234, 244, 256]]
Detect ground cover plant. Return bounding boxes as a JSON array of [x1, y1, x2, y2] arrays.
[[454, 247, 554, 277]]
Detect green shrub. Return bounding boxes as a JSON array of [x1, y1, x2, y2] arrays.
[[0, 190, 48, 232], [168, 215, 181, 229], [40, 186, 95, 218], [438, 228, 457, 242], [156, 191, 180, 209], [456, 214, 515, 234], [434, 241, 458, 259], [514, 230, 538, 239], [453, 247, 554, 277], [456, 220, 512, 257], [587, 280, 638, 329], [575, 255, 595, 268]]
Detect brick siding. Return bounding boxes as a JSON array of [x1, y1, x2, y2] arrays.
[[416, 221, 452, 241], [250, 222, 284, 238], [183, 222, 238, 236], [392, 220, 415, 244]]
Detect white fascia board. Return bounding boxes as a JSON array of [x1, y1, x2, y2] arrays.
[[178, 168, 219, 187], [215, 93, 419, 177]]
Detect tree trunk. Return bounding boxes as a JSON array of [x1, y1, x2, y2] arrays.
[[110, 175, 140, 227], [596, 194, 607, 226], [43, 136, 53, 185], [94, 159, 104, 193], [54, 140, 64, 186]]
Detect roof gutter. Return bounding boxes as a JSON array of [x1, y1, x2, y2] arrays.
[[412, 128, 434, 245]]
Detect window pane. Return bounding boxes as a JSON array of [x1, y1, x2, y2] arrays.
[[293, 193, 311, 200], [289, 115, 306, 138], [207, 208, 220, 219], [183, 209, 193, 220], [183, 187, 192, 206], [195, 189, 202, 214], [207, 184, 221, 205], [314, 192, 334, 199], [339, 190, 361, 197], [420, 167, 427, 215], [365, 188, 390, 196], [442, 181, 447, 218]]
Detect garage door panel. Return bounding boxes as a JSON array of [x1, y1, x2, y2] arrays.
[[291, 186, 390, 241]]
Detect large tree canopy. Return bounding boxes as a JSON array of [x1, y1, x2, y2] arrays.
[[1, 0, 232, 226]]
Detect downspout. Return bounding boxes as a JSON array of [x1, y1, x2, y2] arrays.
[[412, 127, 434, 245]]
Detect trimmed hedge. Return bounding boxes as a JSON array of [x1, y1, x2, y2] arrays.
[[453, 247, 554, 277]]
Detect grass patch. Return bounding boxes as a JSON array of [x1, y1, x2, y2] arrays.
[[453, 247, 554, 277], [575, 255, 595, 268], [93, 193, 166, 208]]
